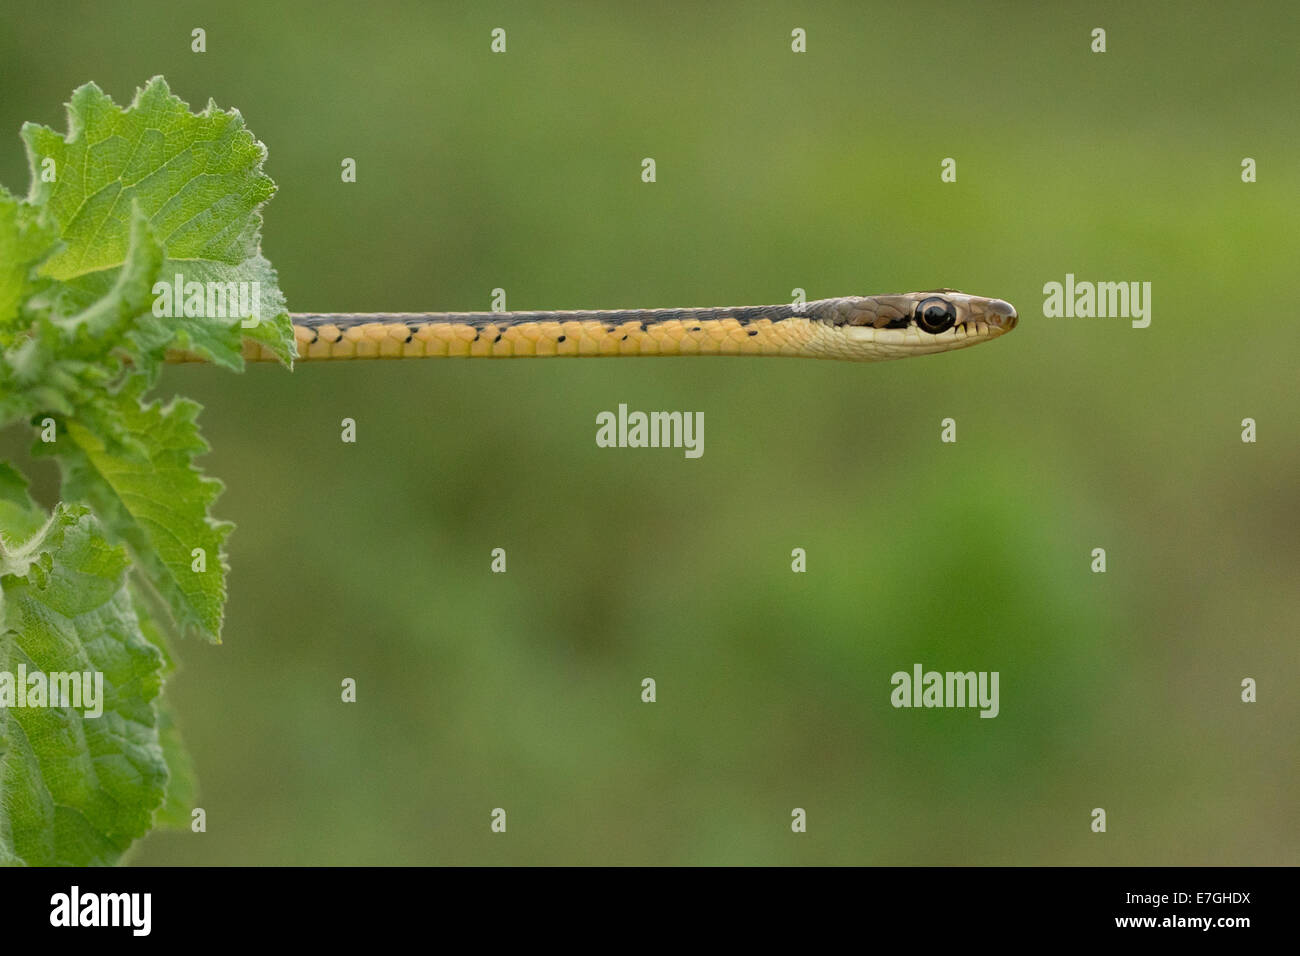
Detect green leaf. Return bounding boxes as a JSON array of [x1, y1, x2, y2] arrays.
[[1, 76, 293, 864], [0, 463, 46, 543], [0, 204, 167, 441], [0, 503, 168, 865], [0, 187, 58, 331], [49, 389, 231, 643], [20, 76, 293, 367]]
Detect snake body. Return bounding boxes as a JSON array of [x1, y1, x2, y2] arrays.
[[212, 290, 1016, 364]]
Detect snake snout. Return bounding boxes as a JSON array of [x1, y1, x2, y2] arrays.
[[984, 298, 1018, 330]]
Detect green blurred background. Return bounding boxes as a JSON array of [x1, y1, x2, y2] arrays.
[[1, 1, 1296, 864]]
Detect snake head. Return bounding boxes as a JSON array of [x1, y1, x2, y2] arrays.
[[819, 290, 1018, 360]]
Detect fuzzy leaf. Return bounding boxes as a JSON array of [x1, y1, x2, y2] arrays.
[[49, 390, 231, 643], [21, 76, 293, 367], [0, 502, 169, 865]]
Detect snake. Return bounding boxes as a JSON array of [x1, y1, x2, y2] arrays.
[[184, 289, 1017, 364]]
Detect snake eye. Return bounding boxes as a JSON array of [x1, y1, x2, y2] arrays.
[[915, 297, 956, 334]]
